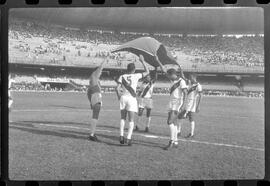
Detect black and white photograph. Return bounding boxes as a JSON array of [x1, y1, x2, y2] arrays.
[[8, 7, 264, 180]]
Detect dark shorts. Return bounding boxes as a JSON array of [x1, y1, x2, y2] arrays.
[[87, 90, 102, 110], [178, 110, 195, 122], [138, 107, 152, 117], [167, 110, 178, 125]]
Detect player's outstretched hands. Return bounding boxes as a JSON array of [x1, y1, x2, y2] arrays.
[[155, 55, 166, 73], [139, 54, 145, 63]]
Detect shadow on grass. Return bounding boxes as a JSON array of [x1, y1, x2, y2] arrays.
[[13, 120, 87, 126], [10, 122, 166, 149], [49, 104, 89, 110]]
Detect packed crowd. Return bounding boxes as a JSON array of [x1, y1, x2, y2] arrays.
[[10, 81, 264, 98], [9, 18, 264, 71]]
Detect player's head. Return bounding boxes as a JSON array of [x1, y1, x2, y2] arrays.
[[127, 63, 136, 74], [189, 73, 197, 83], [144, 74, 151, 82], [166, 68, 178, 80]]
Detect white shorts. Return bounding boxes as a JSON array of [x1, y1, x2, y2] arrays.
[[120, 95, 138, 113], [168, 99, 183, 112], [185, 99, 196, 113], [138, 98, 153, 109]]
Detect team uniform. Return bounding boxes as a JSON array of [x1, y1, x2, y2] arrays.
[[87, 82, 102, 109], [9, 78, 15, 109], [178, 82, 202, 121], [138, 80, 154, 109], [168, 77, 188, 112], [118, 73, 143, 112]]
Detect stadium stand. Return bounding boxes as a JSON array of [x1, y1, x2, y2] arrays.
[[10, 72, 264, 98], [9, 18, 264, 73]]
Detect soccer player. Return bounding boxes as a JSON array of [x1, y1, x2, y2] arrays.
[[135, 68, 158, 132], [87, 59, 106, 142], [178, 73, 202, 138], [155, 57, 188, 150], [116, 55, 149, 146], [9, 74, 15, 111]]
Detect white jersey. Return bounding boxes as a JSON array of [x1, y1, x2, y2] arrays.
[[185, 82, 202, 112], [118, 73, 143, 97], [169, 77, 187, 101], [139, 81, 154, 99], [9, 79, 15, 89], [9, 79, 15, 97]]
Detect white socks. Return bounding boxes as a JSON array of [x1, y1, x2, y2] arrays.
[[146, 117, 151, 128], [177, 121, 182, 134], [90, 118, 98, 136], [120, 119, 125, 136], [191, 121, 195, 136], [127, 121, 134, 140], [169, 124, 175, 141], [169, 123, 178, 143], [173, 125, 178, 143], [120, 120, 135, 140]]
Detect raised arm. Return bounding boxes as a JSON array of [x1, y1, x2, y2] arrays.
[[92, 58, 107, 79], [196, 92, 202, 113], [180, 88, 188, 112], [115, 82, 122, 100], [177, 63, 186, 80], [115, 75, 122, 100], [139, 55, 149, 77], [152, 67, 158, 83], [155, 55, 166, 74]]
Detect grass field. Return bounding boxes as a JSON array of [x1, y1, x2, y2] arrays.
[[9, 91, 264, 180]]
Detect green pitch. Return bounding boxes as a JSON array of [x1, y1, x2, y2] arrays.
[[9, 91, 264, 180]]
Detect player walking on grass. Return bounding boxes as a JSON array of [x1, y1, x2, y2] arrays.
[[135, 68, 157, 132], [178, 73, 202, 138], [156, 57, 188, 150], [87, 59, 106, 142], [116, 55, 149, 146]]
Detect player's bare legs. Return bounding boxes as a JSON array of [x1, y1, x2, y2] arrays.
[[187, 113, 195, 138], [145, 108, 152, 132], [88, 103, 101, 142], [126, 111, 135, 146], [119, 110, 127, 144], [164, 110, 178, 150], [177, 119, 182, 136], [135, 108, 144, 131]]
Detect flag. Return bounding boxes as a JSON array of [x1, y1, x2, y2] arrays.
[[111, 37, 178, 67]]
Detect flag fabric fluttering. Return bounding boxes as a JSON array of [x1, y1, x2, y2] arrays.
[[111, 37, 178, 67]]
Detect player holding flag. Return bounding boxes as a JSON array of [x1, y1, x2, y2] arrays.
[[178, 73, 202, 138], [135, 68, 158, 132], [116, 55, 149, 146], [87, 58, 106, 142], [155, 56, 188, 150]]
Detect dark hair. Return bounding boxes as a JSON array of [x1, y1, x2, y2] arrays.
[[127, 63, 136, 73], [167, 68, 177, 76]]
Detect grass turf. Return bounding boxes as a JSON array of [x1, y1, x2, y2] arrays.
[[9, 91, 264, 180]]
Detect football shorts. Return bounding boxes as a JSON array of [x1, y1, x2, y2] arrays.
[[168, 98, 183, 112], [185, 99, 197, 113], [120, 95, 138, 112], [88, 92, 102, 109], [138, 98, 153, 109], [178, 110, 195, 122]]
